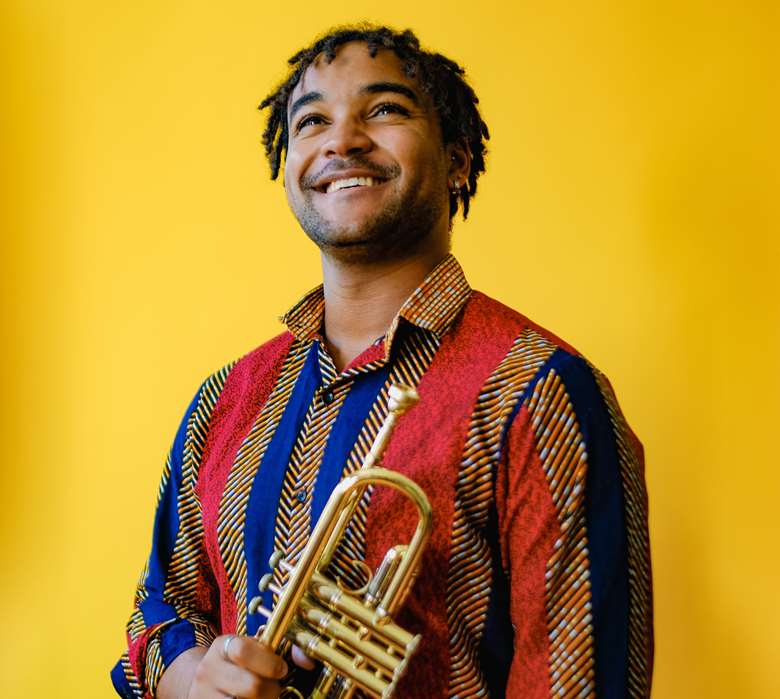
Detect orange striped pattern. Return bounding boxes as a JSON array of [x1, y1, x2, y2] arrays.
[[526, 368, 595, 697], [324, 329, 441, 590], [167, 362, 236, 606], [272, 344, 348, 595], [282, 254, 470, 353], [446, 328, 559, 697], [215, 341, 310, 633], [122, 361, 235, 694], [274, 255, 469, 593], [116, 654, 141, 697], [114, 254, 652, 698], [590, 367, 653, 697]]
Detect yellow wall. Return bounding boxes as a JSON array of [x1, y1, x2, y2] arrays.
[[1, 1, 777, 696]]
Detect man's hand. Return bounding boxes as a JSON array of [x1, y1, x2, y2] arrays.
[[158, 635, 288, 699], [189, 635, 289, 699]]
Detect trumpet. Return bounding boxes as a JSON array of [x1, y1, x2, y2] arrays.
[[248, 384, 432, 699]]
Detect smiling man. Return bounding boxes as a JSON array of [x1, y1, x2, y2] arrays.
[[113, 25, 653, 699]]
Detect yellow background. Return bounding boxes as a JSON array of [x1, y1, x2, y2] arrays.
[[1, 1, 777, 697]]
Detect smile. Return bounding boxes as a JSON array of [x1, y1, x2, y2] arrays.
[[322, 176, 385, 194]]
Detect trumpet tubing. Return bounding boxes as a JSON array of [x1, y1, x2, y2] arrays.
[[309, 578, 417, 653], [250, 384, 431, 699]]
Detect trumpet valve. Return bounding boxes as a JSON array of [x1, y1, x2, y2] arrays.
[[248, 596, 272, 617], [248, 595, 262, 614], [365, 545, 406, 608], [269, 550, 286, 569]]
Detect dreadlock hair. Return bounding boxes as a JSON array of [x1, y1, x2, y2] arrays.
[[259, 24, 490, 220]]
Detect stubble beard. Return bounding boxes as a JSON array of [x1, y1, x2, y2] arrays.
[[292, 180, 447, 265]]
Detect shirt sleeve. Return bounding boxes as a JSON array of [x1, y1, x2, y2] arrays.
[[111, 382, 221, 698], [496, 350, 653, 698]]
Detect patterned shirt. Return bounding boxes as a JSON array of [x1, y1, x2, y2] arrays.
[[112, 255, 653, 698]]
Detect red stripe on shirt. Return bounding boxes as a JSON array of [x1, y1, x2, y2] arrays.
[[197, 331, 295, 633], [365, 291, 527, 698], [498, 403, 560, 697]]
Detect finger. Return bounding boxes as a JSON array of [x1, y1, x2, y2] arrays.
[[257, 682, 282, 699], [216, 662, 280, 699], [225, 635, 288, 680], [291, 645, 316, 671]]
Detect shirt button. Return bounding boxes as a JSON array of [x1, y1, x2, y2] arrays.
[[322, 390, 335, 405], [295, 489, 307, 503]]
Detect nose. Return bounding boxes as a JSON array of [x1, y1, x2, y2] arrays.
[[322, 116, 373, 158]]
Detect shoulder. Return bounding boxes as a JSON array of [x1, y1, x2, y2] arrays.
[[171, 331, 299, 478], [219, 330, 297, 391], [466, 290, 581, 358], [476, 295, 643, 480], [465, 290, 635, 442], [462, 290, 598, 399], [193, 330, 297, 421]]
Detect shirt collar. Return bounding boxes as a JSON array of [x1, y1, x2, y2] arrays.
[[281, 284, 325, 341], [281, 254, 471, 350]]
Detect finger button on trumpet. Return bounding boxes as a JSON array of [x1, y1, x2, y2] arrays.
[[258, 573, 273, 592]]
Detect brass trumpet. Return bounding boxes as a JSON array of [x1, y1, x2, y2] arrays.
[[248, 384, 432, 699]]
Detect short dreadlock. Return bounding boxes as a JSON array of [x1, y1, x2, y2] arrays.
[[259, 24, 490, 220]]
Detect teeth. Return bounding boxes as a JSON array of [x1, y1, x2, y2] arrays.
[[325, 176, 380, 193]]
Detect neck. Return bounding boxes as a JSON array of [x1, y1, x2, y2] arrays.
[[320, 244, 449, 372]]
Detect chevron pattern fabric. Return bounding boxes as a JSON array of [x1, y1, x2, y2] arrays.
[[112, 255, 653, 698]]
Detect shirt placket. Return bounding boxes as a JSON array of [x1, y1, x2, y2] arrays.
[[272, 340, 389, 590]]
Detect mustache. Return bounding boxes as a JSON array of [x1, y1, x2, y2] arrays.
[[300, 157, 401, 189]]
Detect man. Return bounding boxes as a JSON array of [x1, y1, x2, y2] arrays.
[[113, 25, 653, 699]]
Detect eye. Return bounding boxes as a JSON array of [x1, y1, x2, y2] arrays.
[[295, 113, 326, 133], [371, 102, 411, 118]]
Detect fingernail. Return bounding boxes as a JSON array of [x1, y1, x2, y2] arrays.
[[279, 660, 289, 676]]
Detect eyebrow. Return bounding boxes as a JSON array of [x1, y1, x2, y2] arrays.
[[359, 81, 419, 104], [288, 81, 420, 122], [289, 91, 323, 121]]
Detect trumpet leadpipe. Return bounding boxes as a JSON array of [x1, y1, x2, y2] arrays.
[[361, 385, 419, 471], [319, 385, 420, 570], [253, 383, 431, 698]]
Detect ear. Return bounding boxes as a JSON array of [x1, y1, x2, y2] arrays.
[[446, 140, 471, 191]]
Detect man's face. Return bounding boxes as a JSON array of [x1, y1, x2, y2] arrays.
[[283, 42, 451, 262]]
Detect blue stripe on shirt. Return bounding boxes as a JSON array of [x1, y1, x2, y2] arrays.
[[140, 388, 202, 628], [502, 349, 630, 696], [312, 365, 390, 523], [245, 343, 321, 633], [553, 352, 630, 697], [479, 502, 514, 698]]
